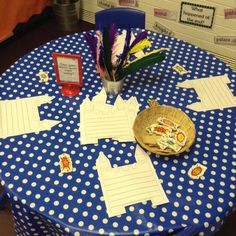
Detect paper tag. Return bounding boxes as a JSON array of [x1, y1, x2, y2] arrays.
[[36, 70, 50, 83], [119, 0, 137, 7], [160, 136, 182, 152], [214, 36, 236, 46], [154, 8, 177, 21], [175, 129, 187, 146], [153, 22, 174, 37], [188, 163, 207, 179], [172, 63, 189, 75], [97, 0, 116, 9], [224, 8, 236, 19], [180, 2, 215, 28], [157, 117, 179, 130], [59, 153, 73, 174]]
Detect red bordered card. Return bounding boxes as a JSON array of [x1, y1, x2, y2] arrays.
[[52, 52, 83, 97]]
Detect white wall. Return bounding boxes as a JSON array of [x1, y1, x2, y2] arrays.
[[80, 0, 236, 60]]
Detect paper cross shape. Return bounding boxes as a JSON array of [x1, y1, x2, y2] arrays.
[[0, 95, 60, 139], [177, 74, 236, 111], [79, 89, 139, 144], [96, 145, 169, 217]]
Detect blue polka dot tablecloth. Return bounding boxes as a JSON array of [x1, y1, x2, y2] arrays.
[[0, 29, 236, 236]]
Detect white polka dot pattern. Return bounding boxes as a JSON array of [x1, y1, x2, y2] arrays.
[[0, 29, 236, 236]]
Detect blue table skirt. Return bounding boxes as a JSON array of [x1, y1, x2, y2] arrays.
[[0, 29, 236, 236]]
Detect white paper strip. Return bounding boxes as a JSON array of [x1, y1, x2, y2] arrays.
[[214, 36, 236, 46], [224, 8, 236, 19], [96, 145, 169, 217], [0, 95, 60, 139], [177, 74, 236, 111], [153, 22, 175, 37], [119, 0, 137, 7], [154, 8, 177, 21], [97, 0, 116, 9]]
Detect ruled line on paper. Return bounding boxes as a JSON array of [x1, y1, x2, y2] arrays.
[[107, 180, 160, 197], [177, 74, 236, 111], [104, 171, 152, 185], [96, 146, 169, 217], [109, 189, 163, 204], [0, 95, 60, 139], [79, 89, 139, 144]]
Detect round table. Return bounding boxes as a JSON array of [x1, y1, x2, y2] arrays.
[[0, 29, 235, 236]]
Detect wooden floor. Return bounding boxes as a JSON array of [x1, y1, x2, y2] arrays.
[[0, 7, 235, 236]]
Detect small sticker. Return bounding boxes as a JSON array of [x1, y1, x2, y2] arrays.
[[188, 163, 207, 179], [153, 22, 174, 37], [148, 98, 159, 107], [36, 70, 50, 83], [147, 124, 172, 136], [224, 8, 236, 19], [146, 126, 153, 134], [59, 153, 73, 174], [157, 141, 168, 150], [175, 129, 187, 146], [157, 117, 179, 130], [154, 8, 177, 21], [214, 36, 236, 46], [180, 2, 215, 28], [172, 63, 189, 75], [160, 136, 182, 152]]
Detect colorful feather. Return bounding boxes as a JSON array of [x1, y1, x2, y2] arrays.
[[117, 27, 132, 69], [128, 39, 151, 57], [103, 27, 114, 80], [86, 24, 169, 82], [129, 31, 147, 49], [109, 24, 118, 48], [96, 31, 102, 66], [125, 48, 169, 65], [84, 33, 97, 61], [108, 24, 119, 67], [96, 31, 105, 77], [111, 40, 119, 67], [116, 48, 169, 80]]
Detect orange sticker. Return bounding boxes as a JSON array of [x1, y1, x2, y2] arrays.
[[188, 163, 207, 179], [157, 117, 179, 130], [59, 153, 73, 173]]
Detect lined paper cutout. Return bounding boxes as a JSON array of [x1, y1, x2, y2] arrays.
[[96, 145, 169, 217], [177, 74, 236, 111], [79, 89, 139, 144], [0, 95, 60, 139]]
